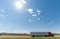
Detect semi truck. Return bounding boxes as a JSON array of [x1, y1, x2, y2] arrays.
[[30, 32, 54, 37]]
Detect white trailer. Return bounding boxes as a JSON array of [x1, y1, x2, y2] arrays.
[[30, 32, 54, 37]]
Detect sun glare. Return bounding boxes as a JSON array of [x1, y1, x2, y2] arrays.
[[16, 1, 23, 9], [15, 0, 26, 9]]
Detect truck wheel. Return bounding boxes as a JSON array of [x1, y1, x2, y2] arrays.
[[32, 35, 35, 37], [45, 35, 48, 37], [51, 34, 54, 36]]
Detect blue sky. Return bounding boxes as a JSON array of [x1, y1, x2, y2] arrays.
[[0, 0, 60, 34]]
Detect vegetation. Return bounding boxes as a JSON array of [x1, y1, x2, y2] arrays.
[[0, 37, 60, 39]]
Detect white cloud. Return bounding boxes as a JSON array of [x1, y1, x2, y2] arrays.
[[37, 18, 40, 20], [28, 19, 32, 22], [32, 14, 37, 17], [0, 8, 7, 18], [0, 8, 5, 13], [21, 0, 27, 4], [28, 8, 33, 14], [26, 8, 42, 22], [0, 14, 5, 18], [37, 10, 41, 13], [37, 10, 41, 15], [17, 0, 27, 4], [27, 8, 41, 16], [0, 14, 8, 18], [38, 12, 41, 15]]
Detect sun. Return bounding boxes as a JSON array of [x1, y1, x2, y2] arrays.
[[16, 1, 23, 9], [14, 0, 26, 9]]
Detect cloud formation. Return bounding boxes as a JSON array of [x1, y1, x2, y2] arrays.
[[37, 10, 41, 15], [32, 14, 37, 17], [28, 8, 33, 14], [27, 8, 41, 16], [0, 8, 8, 18], [27, 8, 41, 22], [37, 18, 40, 20], [0, 8, 5, 13], [28, 19, 32, 22], [21, 0, 27, 4], [0, 14, 5, 18]]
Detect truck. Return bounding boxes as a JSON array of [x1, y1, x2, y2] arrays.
[[30, 32, 54, 37]]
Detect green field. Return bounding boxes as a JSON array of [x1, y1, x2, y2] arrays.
[[0, 37, 60, 39]]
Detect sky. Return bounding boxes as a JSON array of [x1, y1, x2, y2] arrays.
[[0, 0, 60, 34]]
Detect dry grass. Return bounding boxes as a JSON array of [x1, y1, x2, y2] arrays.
[[0, 34, 60, 38], [0, 35, 31, 38], [55, 35, 60, 37]]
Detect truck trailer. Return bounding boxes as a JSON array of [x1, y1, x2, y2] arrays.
[[30, 32, 54, 37]]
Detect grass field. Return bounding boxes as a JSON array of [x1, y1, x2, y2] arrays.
[[0, 37, 60, 39], [0, 35, 60, 39]]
